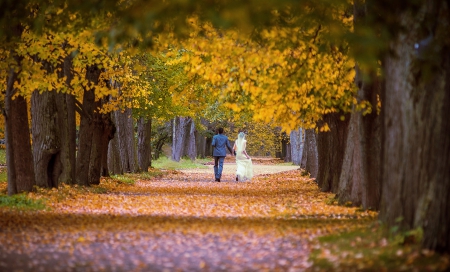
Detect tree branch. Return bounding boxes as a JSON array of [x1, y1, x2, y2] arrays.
[[74, 99, 91, 120]]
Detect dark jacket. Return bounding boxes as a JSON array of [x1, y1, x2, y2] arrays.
[[212, 134, 233, 157]]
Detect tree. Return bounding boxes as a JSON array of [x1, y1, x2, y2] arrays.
[[5, 80, 35, 194], [316, 113, 350, 193], [304, 129, 319, 179], [171, 116, 197, 161], [2, 0, 449, 253], [335, 0, 382, 211], [290, 128, 304, 166], [137, 117, 152, 171], [130, 52, 196, 164], [31, 89, 62, 188], [375, 0, 450, 252]]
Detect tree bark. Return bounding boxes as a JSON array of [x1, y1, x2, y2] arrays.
[[108, 113, 123, 175], [300, 140, 307, 169], [31, 90, 62, 188], [63, 53, 77, 185], [379, 1, 450, 252], [9, 95, 35, 193], [316, 113, 349, 193], [204, 123, 215, 157], [114, 108, 139, 173], [335, 0, 382, 211], [54, 92, 75, 185], [4, 38, 35, 194], [153, 122, 171, 160], [172, 117, 190, 162], [186, 119, 197, 160], [358, 73, 382, 210], [76, 65, 100, 186], [337, 112, 363, 206], [304, 129, 318, 179], [137, 117, 152, 171], [88, 102, 104, 185], [280, 132, 289, 162], [101, 113, 115, 177], [195, 120, 208, 159], [285, 142, 292, 163], [290, 128, 303, 165], [4, 64, 36, 194], [4, 67, 17, 195]]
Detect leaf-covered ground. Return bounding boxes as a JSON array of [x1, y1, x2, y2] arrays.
[[0, 163, 446, 271]]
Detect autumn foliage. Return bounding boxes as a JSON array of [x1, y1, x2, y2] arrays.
[[1, 163, 448, 271]]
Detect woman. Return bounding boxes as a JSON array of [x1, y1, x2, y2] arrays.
[[233, 132, 253, 181]]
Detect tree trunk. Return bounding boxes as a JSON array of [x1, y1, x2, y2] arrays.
[[125, 109, 139, 172], [195, 123, 207, 159], [9, 95, 35, 193], [108, 113, 123, 175], [51, 53, 76, 186], [4, 67, 17, 195], [195, 129, 206, 159], [301, 139, 307, 169], [337, 112, 363, 206], [204, 124, 215, 157], [63, 53, 77, 185], [304, 129, 318, 179], [137, 117, 152, 171], [285, 142, 292, 163], [88, 103, 103, 185], [172, 116, 190, 162], [88, 109, 114, 183], [379, 1, 450, 252], [290, 128, 303, 165], [337, 0, 382, 211], [101, 113, 115, 177], [114, 108, 139, 173], [186, 119, 197, 160], [76, 65, 100, 186], [358, 73, 382, 210], [281, 132, 290, 162], [153, 123, 170, 160], [354, 2, 383, 211], [4, 64, 35, 194], [316, 113, 349, 193], [31, 90, 62, 188], [54, 92, 75, 185]]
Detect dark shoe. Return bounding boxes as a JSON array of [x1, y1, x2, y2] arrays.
[[236, 176, 238, 181], [217, 178, 220, 182]]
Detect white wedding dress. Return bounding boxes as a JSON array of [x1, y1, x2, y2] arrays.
[[234, 134, 253, 181]]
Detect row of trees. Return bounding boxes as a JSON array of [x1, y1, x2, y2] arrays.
[[0, 2, 285, 192], [1, 0, 448, 252]]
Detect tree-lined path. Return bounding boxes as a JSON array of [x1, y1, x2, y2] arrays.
[[0, 162, 378, 271]]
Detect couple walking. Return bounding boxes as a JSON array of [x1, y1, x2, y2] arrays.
[[212, 128, 253, 182]]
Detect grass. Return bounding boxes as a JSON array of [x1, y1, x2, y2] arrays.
[[276, 162, 298, 166], [152, 156, 210, 170], [0, 149, 5, 165], [109, 167, 166, 186], [309, 221, 450, 271], [110, 174, 137, 185], [0, 168, 7, 183], [0, 193, 47, 211], [0, 149, 6, 183]]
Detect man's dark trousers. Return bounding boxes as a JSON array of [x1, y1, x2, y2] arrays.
[[212, 132, 232, 182], [214, 156, 225, 181]]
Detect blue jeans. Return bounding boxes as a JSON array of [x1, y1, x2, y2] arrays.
[[214, 156, 225, 180]]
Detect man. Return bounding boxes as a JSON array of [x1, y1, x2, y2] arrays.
[[211, 127, 233, 182]]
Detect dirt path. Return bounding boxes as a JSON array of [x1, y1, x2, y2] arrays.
[[0, 164, 375, 272], [181, 163, 300, 180]]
